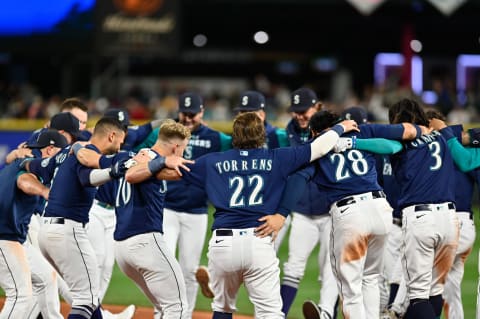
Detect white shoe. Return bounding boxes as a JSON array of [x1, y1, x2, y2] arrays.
[[380, 309, 399, 319], [195, 265, 214, 298], [116, 304, 136, 319]]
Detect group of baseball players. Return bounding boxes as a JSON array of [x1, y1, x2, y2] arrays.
[[1, 87, 480, 319]]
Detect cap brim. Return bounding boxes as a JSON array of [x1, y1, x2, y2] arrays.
[[26, 142, 44, 149], [288, 105, 311, 113], [234, 107, 262, 112]]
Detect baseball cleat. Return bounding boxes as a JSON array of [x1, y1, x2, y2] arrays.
[[116, 304, 136, 319], [302, 300, 321, 319], [195, 265, 214, 298]]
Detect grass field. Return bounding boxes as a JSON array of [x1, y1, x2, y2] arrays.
[[101, 209, 480, 319]]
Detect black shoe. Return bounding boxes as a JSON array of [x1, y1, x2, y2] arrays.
[[303, 300, 321, 319]]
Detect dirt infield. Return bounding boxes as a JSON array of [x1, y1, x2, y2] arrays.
[[0, 298, 254, 319]]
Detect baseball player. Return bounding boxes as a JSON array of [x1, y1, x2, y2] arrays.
[[280, 88, 338, 319], [278, 109, 425, 319], [178, 112, 358, 319], [37, 117, 127, 319], [386, 99, 459, 319], [76, 120, 194, 319], [84, 108, 164, 319], [0, 130, 67, 318]]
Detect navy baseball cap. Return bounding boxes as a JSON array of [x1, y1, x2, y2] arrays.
[[341, 106, 368, 124], [104, 108, 130, 127], [50, 112, 83, 139], [178, 92, 204, 113], [27, 129, 68, 149], [234, 91, 266, 112], [288, 88, 318, 113]]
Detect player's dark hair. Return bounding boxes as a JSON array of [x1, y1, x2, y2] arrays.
[[60, 97, 88, 112], [425, 109, 447, 121], [388, 98, 429, 126], [93, 117, 127, 136], [232, 112, 266, 149], [309, 110, 343, 135]]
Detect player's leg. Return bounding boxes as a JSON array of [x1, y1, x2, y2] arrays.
[[429, 209, 459, 317], [281, 213, 319, 316], [380, 221, 402, 313], [402, 205, 453, 319], [443, 212, 475, 319], [329, 203, 369, 319], [389, 258, 408, 317], [162, 208, 182, 256], [243, 233, 283, 319], [0, 240, 33, 318], [25, 240, 63, 319], [207, 230, 244, 315], [115, 232, 188, 319], [177, 212, 208, 317], [274, 214, 291, 252], [317, 215, 339, 318], [39, 219, 101, 319]]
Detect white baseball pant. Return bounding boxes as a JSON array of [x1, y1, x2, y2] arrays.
[[274, 214, 291, 253], [208, 228, 284, 319], [114, 232, 189, 319], [24, 240, 63, 319], [329, 193, 392, 319], [0, 240, 33, 319], [282, 213, 337, 316], [39, 217, 101, 317], [87, 200, 116, 301], [401, 203, 459, 301], [163, 208, 208, 318], [443, 212, 475, 319]]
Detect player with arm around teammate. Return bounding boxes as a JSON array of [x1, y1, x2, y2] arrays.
[[38, 118, 127, 319], [179, 112, 358, 319]]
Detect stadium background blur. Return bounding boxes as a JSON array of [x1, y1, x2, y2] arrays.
[[1, 1, 480, 317]]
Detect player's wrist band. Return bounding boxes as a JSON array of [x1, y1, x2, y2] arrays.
[[414, 125, 422, 138], [72, 143, 83, 156], [147, 156, 166, 174], [331, 124, 345, 136], [468, 128, 480, 146]]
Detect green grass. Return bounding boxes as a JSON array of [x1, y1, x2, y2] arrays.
[[100, 209, 480, 318], [2, 210, 479, 318]]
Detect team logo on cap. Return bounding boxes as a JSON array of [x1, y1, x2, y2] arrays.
[[184, 97, 192, 107], [293, 95, 300, 104], [345, 113, 353, 120]]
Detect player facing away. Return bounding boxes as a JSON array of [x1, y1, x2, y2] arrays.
[[388, 99, 459, 319], [179, 112, 359, 319], [38, 118, 127, 319], [0, 130, 67, 318]]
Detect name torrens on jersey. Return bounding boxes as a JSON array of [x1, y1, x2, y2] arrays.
[[215, 158, 273, 174]]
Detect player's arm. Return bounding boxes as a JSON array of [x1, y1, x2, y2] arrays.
[[133, 128, 159, 152], [17, 172, 49, 200], [309, 120, 359, 161], [219, 132, 233, 151], [125, 152, 194, 184], [334, 137, 403, 154], [275, 128, 290, 147], [5, 147, 33, 164], [74, 144, 102, 168]]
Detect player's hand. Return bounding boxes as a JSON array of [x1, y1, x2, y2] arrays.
[[109, 159, 128, 179], [333, 137, 356, 153], [429, 118, 447, 131], [338, 120, 360, 133], [255, 214, 286, 241], [165, 155, 194, 176]]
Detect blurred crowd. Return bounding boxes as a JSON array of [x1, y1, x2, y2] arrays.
[[1, 72, 480, 126]]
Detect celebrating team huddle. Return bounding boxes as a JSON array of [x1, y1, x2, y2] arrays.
[[1, 90, 480, 319]]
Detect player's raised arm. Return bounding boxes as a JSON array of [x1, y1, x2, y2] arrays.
[[16, 172, 50, 200], [309, 119, 359, 161]]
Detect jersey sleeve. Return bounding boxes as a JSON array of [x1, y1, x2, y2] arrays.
[[275, 128, 290, 147], [361, 124, 405, 140], [27, 157, 56, 184], [441, 126, 480, 172], [99, 152, 132, 169], [133, 128, 159, 152], [181, 155, 206, 188], [131, 123, 154, 147], [219, 132, 233, 151], [355, 138, 403, 154], [276, 164, 316, 216]]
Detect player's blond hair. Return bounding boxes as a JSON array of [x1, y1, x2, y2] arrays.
[[157, 119, 191, 142], [232, 112, 265, 149]]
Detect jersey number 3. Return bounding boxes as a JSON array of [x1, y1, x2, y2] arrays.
[[229, 174, 264, 207]]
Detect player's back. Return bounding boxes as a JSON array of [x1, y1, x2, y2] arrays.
[[185, 146, 310, 230], [392, 130, 455, 209]]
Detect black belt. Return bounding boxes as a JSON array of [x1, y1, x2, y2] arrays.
[[96, 201, 114, 210], [414, 202, 455, 212], [336, 191, 386, 208], [44, 217, 86, 228], [392, 217, 402, 227], [216, 229, 233, 236]]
